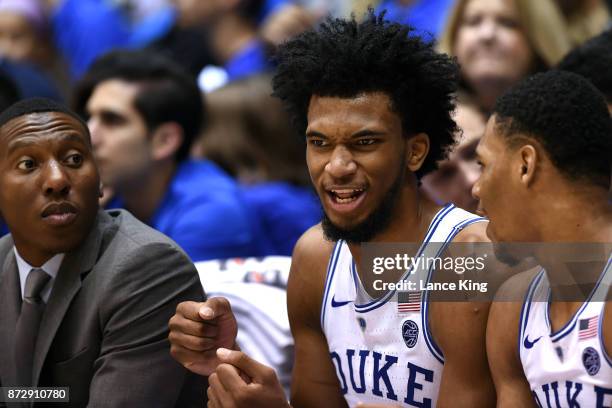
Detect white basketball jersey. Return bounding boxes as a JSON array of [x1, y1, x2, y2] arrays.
[[519, 259, 612, 408], [321, 204, 485, 407], [195, 257, 293, 395]]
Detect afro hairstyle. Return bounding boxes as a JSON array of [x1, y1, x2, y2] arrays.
[[494, 70, 612, 189], [271, 11, 459, 178]]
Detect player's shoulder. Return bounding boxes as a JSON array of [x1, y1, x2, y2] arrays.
[[494, 266, 542, 302], [288, 224, 336, 325], [452, 218, 489, 243], [288, 224, 336, 296], [292, 223, 336, 268]]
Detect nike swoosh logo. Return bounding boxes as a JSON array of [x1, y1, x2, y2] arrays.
[[331, 295, 351, 308], [523, 335, 543, 349]]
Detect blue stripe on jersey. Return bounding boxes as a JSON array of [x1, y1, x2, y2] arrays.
[[352, 204, 456, 313], [421, 216, 487, 364], [599, 310, 612, 367], [518, 269, 546, 356], [551, 257, 612, 343], [321, 241, 342, 328]]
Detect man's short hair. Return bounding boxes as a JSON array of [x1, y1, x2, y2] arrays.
[[271, 11, 459, 178], [557, 29, 612, 103], [494, 70, 612, 188], [0, 97, 89, 137], [73, 50, 204, 162]]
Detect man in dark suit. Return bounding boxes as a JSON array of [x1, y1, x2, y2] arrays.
[[0, 98, 206, 407]]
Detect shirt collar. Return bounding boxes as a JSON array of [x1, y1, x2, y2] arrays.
[[13, 247, 65, 299]]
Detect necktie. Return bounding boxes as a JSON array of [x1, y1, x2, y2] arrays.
[[14, 268, 51, 386]]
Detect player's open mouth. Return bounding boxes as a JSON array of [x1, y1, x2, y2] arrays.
[[325, 188, 367, 214], [329, 189, 364, 203]]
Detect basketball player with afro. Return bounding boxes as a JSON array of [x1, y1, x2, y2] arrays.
[[168, 12, 498, 408]]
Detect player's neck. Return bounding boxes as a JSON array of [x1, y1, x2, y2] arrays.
[[532, 183, 611, 301], [533, 185, 611, 243], [347, 190, 441, 272]]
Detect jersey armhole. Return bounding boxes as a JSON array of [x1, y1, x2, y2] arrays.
[[421, 216, 488, 365], [320, 241, 342, 330], [517, 270, 546, 358], [599, 299, 612, 367]]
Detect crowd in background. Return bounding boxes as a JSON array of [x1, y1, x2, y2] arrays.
[[0, 0, 610, 258]]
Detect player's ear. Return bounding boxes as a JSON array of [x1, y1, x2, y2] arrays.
[[518, 144, 537, 186], [406, 132, 430, 173], [150, 122, 183, 161]]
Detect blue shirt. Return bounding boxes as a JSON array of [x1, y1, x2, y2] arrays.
[[241, 182, 321, 256], [107, 160, 265, 261], [376, 0, 455, 39], [224, 39, 271, 82]]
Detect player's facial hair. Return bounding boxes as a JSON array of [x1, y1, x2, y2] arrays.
[[321, 156, 406, 243]]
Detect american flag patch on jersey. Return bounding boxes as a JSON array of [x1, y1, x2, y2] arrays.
[[397, 291, 421, 313], [578, 316, 599, 340]]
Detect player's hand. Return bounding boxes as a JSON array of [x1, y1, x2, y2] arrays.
[[207, 348, 290, 408], [169, 297, 238, 376]]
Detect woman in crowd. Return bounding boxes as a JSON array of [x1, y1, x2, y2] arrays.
[[438, 0, 573, 114]]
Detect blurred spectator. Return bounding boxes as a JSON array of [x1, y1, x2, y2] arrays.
[[553, 0, 610, 44], [48, 0, 178, 79], [0, 0, 45, 63], [172, 0, 273, 91], [0, 65, 18, 111], [0, 0, 69, 98], [193, 74, 320, 256], [0, 58, 62, 100], [147, 23, 216, 78], [421, 101, 485, 213], [74, 50, 265, 261], [0, 67, 18, 236], [260, 2, 319, 46], [375, 0, 456, 39], [439, 0, 573, 113], [50, 0, 132, 78], [558, 28, 612, 113]]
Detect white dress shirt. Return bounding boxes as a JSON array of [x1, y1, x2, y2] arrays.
[[14, 248, 64, 303]]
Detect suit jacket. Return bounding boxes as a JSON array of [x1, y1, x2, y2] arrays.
[[0, 210, 207, 407]]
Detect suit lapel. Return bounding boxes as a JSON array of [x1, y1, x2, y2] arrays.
[[32, 211, 110, 385], [0, 241, 21, 385]]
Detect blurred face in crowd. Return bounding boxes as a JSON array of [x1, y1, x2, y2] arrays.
[[0, 11, 38, 62], [306, 92, 413, 242], [454, 0, 535, 92], [0, 112, 100, 265], [86, 80, 153, 192], [172, 0, 225, 28], [421, 103, 486, 213], [472, 116, 533, 243]]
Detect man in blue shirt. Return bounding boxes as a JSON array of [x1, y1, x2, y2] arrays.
[[172, 0, 272, 90], [375, 0, 455, 39], [73, 50, 264, 261]]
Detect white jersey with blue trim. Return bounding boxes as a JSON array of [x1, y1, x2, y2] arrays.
[[519, 259, 612, 408], [320, 204, 485, 407]]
